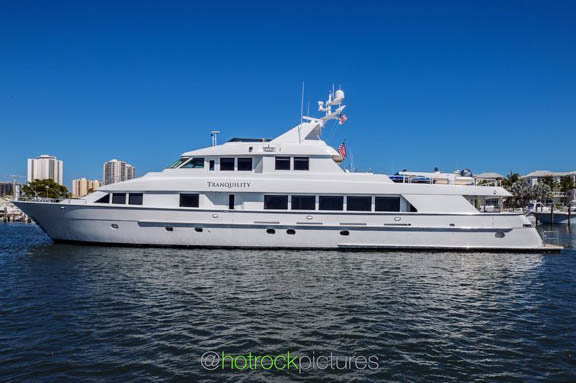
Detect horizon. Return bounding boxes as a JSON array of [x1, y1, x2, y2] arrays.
[[2, 1, 575, 188]]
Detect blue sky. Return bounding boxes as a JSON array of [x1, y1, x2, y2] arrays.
[[1, 0, 575, 188]]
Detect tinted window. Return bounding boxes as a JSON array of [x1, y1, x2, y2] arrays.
[[128, 193, 143, 205], [220, 158, 235, 171], [264, 195, 288, 210], [95, 194, 109, 203], [237, 158, 253, 171], [168, 158, 187, 169], [182, 158, 205, 168], [291, 195, 315, 210], [294, 157, 309, 171], [347, 196, 371, 211], [319, 196, 344, 211], [209, 160, 215, 171], [275, 157, 290, 170], [112, 193, 126, 204], [180, 194, 199, 208], [375, 197, 401, 212]]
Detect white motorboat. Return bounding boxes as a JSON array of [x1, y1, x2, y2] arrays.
[[14, 88, 560, 251]]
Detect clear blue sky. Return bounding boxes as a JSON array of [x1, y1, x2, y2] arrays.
[[1, 0, 575, 188]]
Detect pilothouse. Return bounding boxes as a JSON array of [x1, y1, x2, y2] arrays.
[[14, 87, 559, 251]]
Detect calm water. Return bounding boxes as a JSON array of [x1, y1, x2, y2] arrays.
[[1, 224, 575, 382]]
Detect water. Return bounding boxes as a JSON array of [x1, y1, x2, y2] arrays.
[[1, 223, 575, 382]]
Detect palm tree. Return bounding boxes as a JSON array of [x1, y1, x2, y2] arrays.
[[541, 175, 557, 190], [510, 181, 531, 212], [559, 176, 575, 206], [502, 172, 520, 189], [531, 183, 552, 211]]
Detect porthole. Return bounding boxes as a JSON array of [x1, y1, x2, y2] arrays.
[[495, 232, 506, 238], [110, 224, 119, 229], [286, 229, 296, 235], [165, 226, 174, 232], [394, 217, 401, 222], [195, 227, 203, 233], [340, 230, 350, 236], [266, 229, 276, 234]]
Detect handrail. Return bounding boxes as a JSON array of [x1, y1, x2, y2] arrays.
[[15, 197, 87, 205]]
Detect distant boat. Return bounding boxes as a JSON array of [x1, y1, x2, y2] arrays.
[[530, 201, 576, 225]]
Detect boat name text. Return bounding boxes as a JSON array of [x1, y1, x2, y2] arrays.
[[207, 181, 251, 188]]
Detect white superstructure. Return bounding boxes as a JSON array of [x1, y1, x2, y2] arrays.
[[14, 89, 557, 251]]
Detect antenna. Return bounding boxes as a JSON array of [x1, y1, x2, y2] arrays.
[[298, 81, 304, 143], [210, 130, 221, 146]]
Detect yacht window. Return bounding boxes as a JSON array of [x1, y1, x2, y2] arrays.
[[180, 194, 199, 208], [228, 194, 235, 210], [264, 195, 289, 210], [237, 158, 253, 171], [220, 158, 235, 171], [128, 193, 143, 205], [275, 157, 290, 170], [209, 160, 215, 171], [319, 196, 344, 211], [291, 195, 315, 210], [168, 158, 187, 169], [375, 197, 401, 212], [182, 158, 205, 168], [294, 157, 309, 171], [112, 193, 126, 204], [347, 196, 372, 211], [95, 194, 110, 203]]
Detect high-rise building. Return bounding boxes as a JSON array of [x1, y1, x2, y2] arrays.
[[72, 178, 101, 198], [103, 159, 135, 185], [0, 182, 14, 197], [27, 154, 63, 184]]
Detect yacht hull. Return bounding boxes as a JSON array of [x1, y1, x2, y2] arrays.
[[14, 201, 555, 252]]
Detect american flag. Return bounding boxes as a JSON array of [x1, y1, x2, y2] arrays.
[[338, 114, 347, 125], [337, 142, 347, 159]]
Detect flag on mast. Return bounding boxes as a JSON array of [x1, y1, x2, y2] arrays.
[[338, 114, 347, 125], [337, 142, 347, 159]]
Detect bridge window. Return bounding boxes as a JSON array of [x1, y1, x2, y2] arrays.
[[220, 158, 235, 171], [95, 194, 110, 203], [128, 193, 143, 205], [375, 197, 401, 212], [347, 196, 372, 211], [112, 193, 126, 204], [168, 158, 187, 169], [275, 157, 290, 170], [237, 158, 253, 171], [182, 158, 205, 168], [294, 157, 309, 171], [291, 195, 315, 210], [319, 196, 344, 211], [180, 194, 199, 208], [264, 195, 288, 210]]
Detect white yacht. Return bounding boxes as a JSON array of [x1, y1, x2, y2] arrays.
[[14, 89, 560, 252]]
